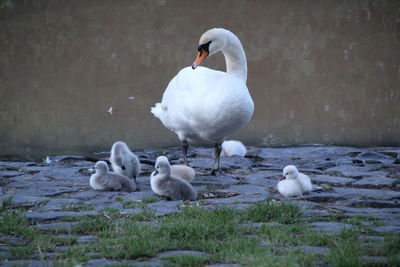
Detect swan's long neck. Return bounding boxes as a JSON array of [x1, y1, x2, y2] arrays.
[[222, 32, 247, 80]]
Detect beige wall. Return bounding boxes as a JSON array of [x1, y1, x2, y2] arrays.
[[0, 0, 399, 156]]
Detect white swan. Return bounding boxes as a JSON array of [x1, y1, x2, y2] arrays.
[[150, 156, 197, 201], [110, 141, 141, 183], [220, 140, 247, 157], [277, 165, 312, 197], [90, 161, 136, 192], [151, 28, 254, 175]]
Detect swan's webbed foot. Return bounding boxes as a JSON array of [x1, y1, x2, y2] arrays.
[[210, 169, 223, 176]]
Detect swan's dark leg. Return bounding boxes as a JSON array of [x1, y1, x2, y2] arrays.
[[182, 140, 189, 166], [211, 142, 222, 176]]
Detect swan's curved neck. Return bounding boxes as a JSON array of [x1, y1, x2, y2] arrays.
[[222, 33, 247, 80]]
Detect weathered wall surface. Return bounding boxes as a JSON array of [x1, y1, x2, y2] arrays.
[[0, 0, 399, 156]]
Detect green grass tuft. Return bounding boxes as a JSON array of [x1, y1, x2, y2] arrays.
[[327, 239, 362, 267], [243, 201, 302, 223], [162, 254, 210, 267]]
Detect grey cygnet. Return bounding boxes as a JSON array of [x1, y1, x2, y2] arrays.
[[150, 156, 197, 201], [90, 161, 136, 192], [110, 141, 141, 183]]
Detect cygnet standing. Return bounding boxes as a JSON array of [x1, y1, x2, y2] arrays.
[[220, 140, 247, 157], [170, 164, 195, 182], [110, 141, 141, 183], [277, 165, 312, 197], [150, 156, 197, 201], [90, 161, 137, 192]]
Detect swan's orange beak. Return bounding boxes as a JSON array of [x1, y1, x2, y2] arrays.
[[192, 49, 208, 69]]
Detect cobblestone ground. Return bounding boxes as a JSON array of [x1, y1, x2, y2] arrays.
[[1, 146, 400, 266]]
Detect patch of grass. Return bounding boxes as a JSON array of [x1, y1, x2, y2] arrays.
[[121, 200, 139, 209], [60, 204, 95, 212], [301, 230, 335, 247], [71, 215, 115, 235], [0, 199, 393, 265], [8, 246, 36, 258], [162, 254, 210, 267], [243, 201, 302, 223], [0, 197, 13, 212], [142, 196, 160, 204], [0, 212, 36, 238], [130, 206, 156, 221], [116, 196, 160, 210], [102, 207, 120, 214], [257, 224, 308, 246], [327, 239, 362, 267], [384, 236, 400, 265], [344, 216, 382, 228], [63, 244, 92, 262]]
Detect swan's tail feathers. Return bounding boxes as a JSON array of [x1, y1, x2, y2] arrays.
[[151, 103, 163, 119]]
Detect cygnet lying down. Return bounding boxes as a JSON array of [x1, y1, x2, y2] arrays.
[[220, 140, 247, 157], [90, 161, 136, 192], [170, 164, 195, 182], [150, 156, 197, 201], [277, 165, 312, 197]]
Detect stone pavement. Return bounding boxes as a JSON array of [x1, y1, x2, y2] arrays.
[[0, 145, 400, 266]]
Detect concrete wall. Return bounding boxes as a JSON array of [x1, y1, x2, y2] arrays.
[[1, 0, 399, 156]]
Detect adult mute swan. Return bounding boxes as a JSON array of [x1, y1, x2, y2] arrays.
[[151, 28, 254, 175]]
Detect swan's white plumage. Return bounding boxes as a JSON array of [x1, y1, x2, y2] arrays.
[[220, 140, 247, 157], [151, 28, 254, 145]]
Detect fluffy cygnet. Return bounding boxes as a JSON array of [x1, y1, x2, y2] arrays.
[[110, 141, 141, 183], [150, 156, 197, 201], [170, 164, 195, 182], [90, 161, 137, 192], [277, 165, 312, 197], [220, 140, 247, 157]]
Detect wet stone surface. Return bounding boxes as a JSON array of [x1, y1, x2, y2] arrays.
[[0, 145, 399, 266]]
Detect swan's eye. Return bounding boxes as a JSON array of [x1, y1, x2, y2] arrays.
[[197, 40, 212, 54]]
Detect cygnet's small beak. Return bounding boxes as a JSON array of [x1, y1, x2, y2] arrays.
[[280, 176, 286, 181], [121, 165, 126, 170], [152, 169, 159, 176], [192, 49, 208, 69]]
